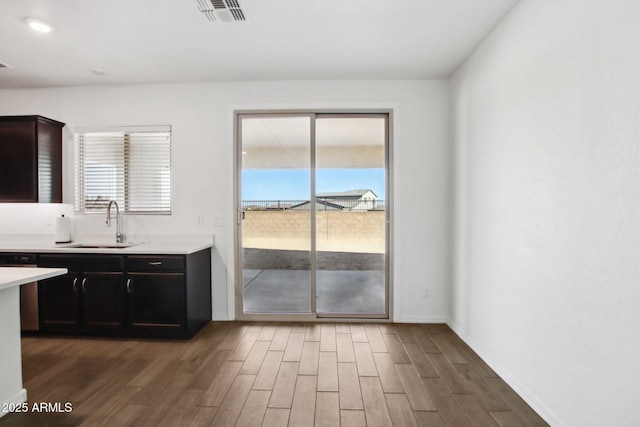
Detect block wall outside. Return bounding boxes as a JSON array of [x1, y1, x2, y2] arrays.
[[242, 211, 385, 253]]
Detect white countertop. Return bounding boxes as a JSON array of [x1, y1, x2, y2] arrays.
[[0, 267, 67, 291], [0, 239, 213, 255]]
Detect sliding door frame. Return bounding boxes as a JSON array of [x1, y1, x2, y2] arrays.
[[234, 109, 393, 322]]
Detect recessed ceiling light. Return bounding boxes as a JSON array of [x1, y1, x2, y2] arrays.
[[90, 67, 108, 76], [24, 17, 54, 33]]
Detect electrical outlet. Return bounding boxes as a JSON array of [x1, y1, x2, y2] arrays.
[[214, 215, 224, 226], [422, 288, 431, 299], [196, 216, 204, 227]]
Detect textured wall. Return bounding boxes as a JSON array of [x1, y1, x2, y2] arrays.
[[450, 0, 640, 425]]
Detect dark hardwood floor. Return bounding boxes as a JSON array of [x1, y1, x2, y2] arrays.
[[0, 322, 548, 426]]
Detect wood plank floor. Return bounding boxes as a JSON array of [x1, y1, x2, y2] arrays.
[[0, 323, 548, 426]]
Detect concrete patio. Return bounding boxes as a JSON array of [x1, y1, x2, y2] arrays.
[[242, 248, 385, 314]]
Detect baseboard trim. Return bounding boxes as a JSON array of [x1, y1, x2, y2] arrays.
[[0, 388, 27, 419], [395, 315, 448, 323], [447, 320, 565, 427]]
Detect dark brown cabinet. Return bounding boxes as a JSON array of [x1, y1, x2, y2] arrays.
[[38, 271, 81, 333], [82, 272, 125, 330], [0, 115, 64, 203], [127, 272, 185, 330], [38, 255, 125, 335], [126, 251, 211, 338], [37, 248, 212, 339]]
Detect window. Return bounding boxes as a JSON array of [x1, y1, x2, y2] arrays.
[[75, 126, 171, 214]]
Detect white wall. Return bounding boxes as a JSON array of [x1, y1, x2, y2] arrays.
[[450, 0, 640, 425], [0, 80, 450, 322]]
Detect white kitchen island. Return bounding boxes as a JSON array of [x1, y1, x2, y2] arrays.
[[0, 267, 66, 418]]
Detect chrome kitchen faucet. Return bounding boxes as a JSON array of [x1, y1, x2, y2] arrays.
[[106, 200, 126, 243]]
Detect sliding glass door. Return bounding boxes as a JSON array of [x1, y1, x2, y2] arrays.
[[239, 115, 312, 314], [315, 116, 387, 316], [237, 112, 389, 319]]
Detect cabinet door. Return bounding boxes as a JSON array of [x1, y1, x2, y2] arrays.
[[39, 272, 81, 333], [127, 273, 185, 331], [0, 121, 37, 201], [81, 272, 124, 330]]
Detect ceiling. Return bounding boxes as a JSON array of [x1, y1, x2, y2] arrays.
[[242, 117, 386, 148], [0, 0, 519, 89], [241, 116, 387, 169]]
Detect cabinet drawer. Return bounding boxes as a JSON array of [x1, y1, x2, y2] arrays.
[[40, 254, 123, 271], [127, 255, 185, 272]]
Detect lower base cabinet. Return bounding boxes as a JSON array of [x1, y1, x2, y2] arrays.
[[128, 273, 185, 330], [38, 271, 81, 334], [38, 248, 211, 339], [38, 256, 124, 335], [83, 272, 125, 330]]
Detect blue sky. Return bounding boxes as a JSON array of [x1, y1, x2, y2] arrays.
[[242, 169, 385, 201]]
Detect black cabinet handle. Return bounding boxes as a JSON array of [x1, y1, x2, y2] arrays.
[[148, 261, 162, 266], [72, 277, 78, 292], [126, 278, 132, 293], [81, 278, 87, 292]]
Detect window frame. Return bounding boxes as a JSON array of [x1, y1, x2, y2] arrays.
[[74, 125, 172, 215]]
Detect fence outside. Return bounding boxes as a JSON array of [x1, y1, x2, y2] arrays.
[[243, 199, 385, 212], [242, 209, 385, 254]]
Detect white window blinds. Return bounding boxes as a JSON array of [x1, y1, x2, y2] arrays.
[[75, 126, 171, 214]]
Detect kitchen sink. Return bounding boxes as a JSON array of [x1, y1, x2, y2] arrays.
[[59, 243, 140, 249]]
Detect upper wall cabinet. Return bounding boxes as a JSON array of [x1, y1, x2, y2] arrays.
[[0, 115, 65, 203]]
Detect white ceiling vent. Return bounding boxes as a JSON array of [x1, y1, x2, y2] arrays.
[[194, 0, 246, 23]]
